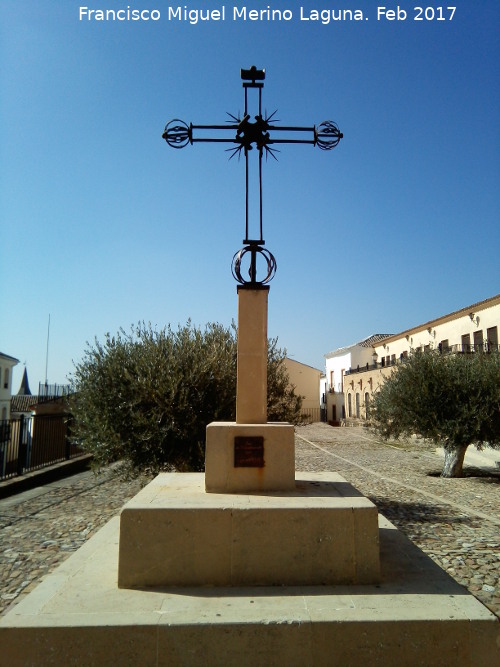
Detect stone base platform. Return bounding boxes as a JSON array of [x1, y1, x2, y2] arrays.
[[1, 511, 498, 666], [118, 472, 380, 588]]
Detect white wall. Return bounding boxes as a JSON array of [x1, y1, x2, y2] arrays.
[[325, 350, 351, 393], [373, 297, 500, 361], [0, 354, 19, 421], [325, 343, 377, 422]]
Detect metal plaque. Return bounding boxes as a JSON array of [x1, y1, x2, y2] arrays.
[[234, 436, 265, 468]]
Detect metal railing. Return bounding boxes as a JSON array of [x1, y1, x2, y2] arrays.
[[344, 362, 381, 376], [446, 343, 499, 354], [343, 343, 499, 377], [37, 382, 72, 404], [0, 414, 83, 482]]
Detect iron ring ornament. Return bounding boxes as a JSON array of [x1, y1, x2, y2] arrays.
[[162, 67, 342, 285], [232, 243, 277, 286], [314, 121, 342, 150], [162, 119, 192, 148]]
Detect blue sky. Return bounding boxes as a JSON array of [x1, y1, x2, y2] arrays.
[[1, 1, 499, 391]]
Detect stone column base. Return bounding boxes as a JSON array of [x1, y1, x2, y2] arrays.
[[205, 421, 295, 493]]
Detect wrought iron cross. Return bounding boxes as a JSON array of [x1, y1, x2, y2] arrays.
[[162, 66, 342, 285]]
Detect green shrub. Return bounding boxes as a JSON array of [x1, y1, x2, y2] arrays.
[[70, 321, 302, 474]]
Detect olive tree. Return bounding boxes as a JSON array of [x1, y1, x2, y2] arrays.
[[70, 321, 302, 474], [370, 349, 500, 477]]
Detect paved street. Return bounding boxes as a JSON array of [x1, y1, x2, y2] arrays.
[[1, 424, 499, 619]]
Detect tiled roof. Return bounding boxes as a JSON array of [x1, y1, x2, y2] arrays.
[[326, 334, 394, 357], [10, 395, 38, 414], [359, 334, 394, 347]]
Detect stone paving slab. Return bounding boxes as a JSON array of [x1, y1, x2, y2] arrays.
[[2, 514, 498, 667], [1, 425, 499, 619]]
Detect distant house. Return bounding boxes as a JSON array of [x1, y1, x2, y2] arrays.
[[284, 358, 323, 422], [339, 293, 500, 424], [10, 367, 36, 420], [324, 335, 393, 424], [0, 353, 19, 421]]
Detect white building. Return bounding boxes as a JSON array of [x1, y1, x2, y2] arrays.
[[324, 334, 392, 423], [0, 353, 19, 421], [342, 293, 500, 423]]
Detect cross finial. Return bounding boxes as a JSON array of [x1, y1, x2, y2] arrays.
[[162, 67, 342, 286], [240, 66, 265, 84]]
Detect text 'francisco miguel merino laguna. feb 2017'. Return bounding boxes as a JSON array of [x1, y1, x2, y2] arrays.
[[78, 6, 457, 25]]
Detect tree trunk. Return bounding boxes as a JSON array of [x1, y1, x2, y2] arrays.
[[441, 442, 468, 478]]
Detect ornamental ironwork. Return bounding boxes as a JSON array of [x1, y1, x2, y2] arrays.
[[162, 66, 342, 285]]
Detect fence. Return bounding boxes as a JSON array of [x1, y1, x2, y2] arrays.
[[37, 382, 72, 404], [299, 407, 322, 423], [0, 414, 83, 482]]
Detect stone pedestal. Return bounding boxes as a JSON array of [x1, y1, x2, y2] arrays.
[[118, 472, 380, 588], [205, 285, 296, 493], [205, 421, 295, 492]]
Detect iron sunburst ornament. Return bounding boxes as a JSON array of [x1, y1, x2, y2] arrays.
[[162, 66, 342, 286]]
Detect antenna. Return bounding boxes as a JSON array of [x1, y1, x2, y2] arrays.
[[45, 314, 50, 385]]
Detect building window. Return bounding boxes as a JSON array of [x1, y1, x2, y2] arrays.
[[438, 340, 449, 353], [461, 333, 471, 352], [355, 393, 360, 418], [365, 392, 370, 419], [347, 393, 352, 418], [487, 326, 498, 352], [473, 330, 484, 352], [3, 368, 9, 390]]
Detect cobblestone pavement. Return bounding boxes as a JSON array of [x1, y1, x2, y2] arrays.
[[295, 424, 500, 619], [1, 425, 499, 620], [0, 464, 151, 616]]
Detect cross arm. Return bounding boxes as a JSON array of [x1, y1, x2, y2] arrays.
[[266, 121, 343, 150], [162, 118, 343, 151], [162, 119, 241, 148]]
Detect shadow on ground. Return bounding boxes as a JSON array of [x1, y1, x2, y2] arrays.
[[428, 467, 500, 482], [367, 497, 474, 526]]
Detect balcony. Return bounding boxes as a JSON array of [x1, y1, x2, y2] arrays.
[[343, 342, 498, 377], [448, 343, 499, 354], [344, 363, 378, 376]]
